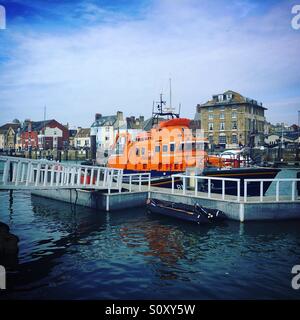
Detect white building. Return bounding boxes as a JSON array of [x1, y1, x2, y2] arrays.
[[74, 128, 91, 149], [90, 112, 126, 151], [91, 112, 145, 164]]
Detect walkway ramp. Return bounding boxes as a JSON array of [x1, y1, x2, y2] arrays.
[[0, 156, 123, 191]]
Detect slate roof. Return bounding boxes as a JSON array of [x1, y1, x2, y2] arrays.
[[199, 90, 266, 110], [91, 115, 118, 127], [75, 128, 90, 138], [21, 120, 53, 133], [68, 129, 78, 138], [0, 123, 21, 134]]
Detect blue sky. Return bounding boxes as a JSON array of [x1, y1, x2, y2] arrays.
[[0, 0, 300, 127]]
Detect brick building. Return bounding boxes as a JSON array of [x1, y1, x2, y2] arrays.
[[21, 119, 69, 150]]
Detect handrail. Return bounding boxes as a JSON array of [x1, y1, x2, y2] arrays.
[[171, 174, 241, 202], [122, 173, 151, 192], [244, 178, 300, 203], [171, 174, 300, 204], [0, 156, 123, 191]]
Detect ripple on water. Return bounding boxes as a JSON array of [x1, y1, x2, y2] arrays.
[[0, 190, 300, 299]]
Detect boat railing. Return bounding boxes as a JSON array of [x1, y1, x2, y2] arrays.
[[171, 174, 241, 202], [122, 173, 151, 193], [244, 178, 300, 203]]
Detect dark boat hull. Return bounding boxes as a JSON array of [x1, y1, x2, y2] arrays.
[[200, 167, 281, 196], [124, 167, 281, 196], [147, 199, 227, 224]]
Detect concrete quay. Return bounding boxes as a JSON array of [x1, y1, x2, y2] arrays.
[[31, 183, 300, 222]]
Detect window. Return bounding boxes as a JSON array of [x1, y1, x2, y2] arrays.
[[220, 113, 224, 119], [219, 135, 227, 144], [220, 122, 225, 131], [231, 135, 238, 144], [208, 114, 213, 120], [209, 135, 214, 144], [196, 142, 204, 150], [232, 111, 237, 119], [185, 143, 193, 151], [227, 93, 233, 100], [178, 143, 184, 151], [218, 94, 224, 102], [163, 145, 168, 152], [136, 148, 140, 156], [141, 148, 145, 156], [155, 146, 160, 152], [232, 121, 237, 130], [170, 143, 175, 152], [208, 107, 213, 112], [208, 123, 214, 131]]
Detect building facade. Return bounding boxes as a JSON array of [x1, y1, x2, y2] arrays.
[[195, 90, 266, 149], [21, 119, 69, 150], [118, 116, 145, 141], [90, 112, 126, 151], [74, 128, 91, 149], [0, 122, 21, 150], [68, 129, 78, 148]]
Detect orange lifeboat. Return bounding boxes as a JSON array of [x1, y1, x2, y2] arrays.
[[159, 118, 190, 128]]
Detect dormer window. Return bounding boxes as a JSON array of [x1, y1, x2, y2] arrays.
[[226, 93, 233, 100], [218, 94, 224, 102]]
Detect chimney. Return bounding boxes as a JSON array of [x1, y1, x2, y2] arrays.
[[117, 111, 123, 121], [95, 113, 102, 121]]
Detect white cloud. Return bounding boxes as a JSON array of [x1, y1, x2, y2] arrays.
[[0, 0, 299, 126]]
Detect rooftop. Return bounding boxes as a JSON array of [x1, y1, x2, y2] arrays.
[[198, 90, 267, 110], [0, 122, 21, 133], [75, 128, 90, 138]]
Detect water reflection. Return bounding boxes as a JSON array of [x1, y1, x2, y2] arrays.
[[2, 195, 107, 295], [0, 190, 300, 299]]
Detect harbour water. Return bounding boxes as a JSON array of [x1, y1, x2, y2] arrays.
[[1, 186, 300, 299]]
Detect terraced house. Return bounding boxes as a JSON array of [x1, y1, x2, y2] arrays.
[[0, 122, 21, 150], [195, 90, 266, 149]]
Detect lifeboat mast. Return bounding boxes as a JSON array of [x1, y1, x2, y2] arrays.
[[151, 78, 180, 127]]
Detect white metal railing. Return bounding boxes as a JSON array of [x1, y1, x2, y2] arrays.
[[244, 178, 300, 203], [122, 173, 151, 193], [0, 156, 123, 191], [171, 174, 300, 203], [171, 174, 241, 202]]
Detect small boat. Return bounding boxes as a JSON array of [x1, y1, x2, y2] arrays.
[[146, 199, 227, 224]]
